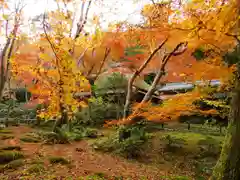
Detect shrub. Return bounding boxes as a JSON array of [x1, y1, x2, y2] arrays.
[[32, 126, 100, 144], [0, 151, 24, 164], [37, 130, 70, 144], [15, 88, 31, 102], [48, 156, 70, 165], [92, 135, 118, 153], [74, 73, 127, 127], [162, 135, 187, 153], [0, 103, 8, 109], [93, 124, 150, 159], [83, 128, 98, 138], [0, 104, 9, 119], [65, 131, 83, 141], [94, 72, 128, 96], [66, 127, 100, 140], [9, 108, 25, 118], [75, 98, 123, 126]]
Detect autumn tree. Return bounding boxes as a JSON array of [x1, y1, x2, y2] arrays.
[[169, 0, 240, 179], [117, 0, 234, 123], [0, 0, 25, 100], [12, 0, 90, 131], [121, 2, 188, 118], [12, 0, 128, 130]]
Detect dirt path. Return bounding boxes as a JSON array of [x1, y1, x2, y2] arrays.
[[1, 126, 169, 179]]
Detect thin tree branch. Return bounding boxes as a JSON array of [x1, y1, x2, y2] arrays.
[[74, 0, 92, 40], [87, 64, 95, 77], [42, 13, 61, 66], [136, 37, 169, 76], [77, 47, 88, 67], [123, 37, 169, 118], [141, 42, 188, 103], [94, 47, 111, 81]]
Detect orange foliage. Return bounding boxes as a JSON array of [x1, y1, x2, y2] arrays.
[[103, 27, 233, 83], [106, 88, 218, 126], [10, 0, 236, 123]]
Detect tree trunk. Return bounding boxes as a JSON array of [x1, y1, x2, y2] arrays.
[[141, 42, 188, 103], [211, 70, 240, 180], [141, 69, 165, 103], [0, 80, 6, 101], [0, 23, 17, 100], [123, 38, 168, 118], [123, 76, 136, 118], [52, 105, 68, 132], [35, 116, 41, 126]]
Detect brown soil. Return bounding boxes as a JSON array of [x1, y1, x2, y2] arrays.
[[0, 126, 171, 180]]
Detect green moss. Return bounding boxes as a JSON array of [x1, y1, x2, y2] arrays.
[[0, 134, 14, 140], [0, 151, 24, 164], [30, 159, 44, 165], [26, 164, 45, 174], [48, 156, 70, 165], [0, 129, 12, 134], [211, 122, 233, 179], [3, 159, 24, 170], [20, 136, 41, 143], [1, 146, 21, 151]]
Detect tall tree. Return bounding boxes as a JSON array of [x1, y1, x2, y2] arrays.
[[11, 0, 127, 130], [172, 0, 240, 179], [0, 0, 25, 100]]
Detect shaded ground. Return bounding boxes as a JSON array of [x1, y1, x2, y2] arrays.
[[0, 126, 170, 180], [0, 124, 224, 180]]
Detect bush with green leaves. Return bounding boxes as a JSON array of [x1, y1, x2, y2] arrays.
[[75, 97, 123, 126], [0, 103, 8, 118], [162, 135, 187, 153], [34, 129, 70, 144], [93, 124, 150, 159], [0, 151, 24, 164], [94, 72, 128, 96], [27, 126, 100, 144]]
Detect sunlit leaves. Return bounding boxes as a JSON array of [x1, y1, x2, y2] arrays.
[[39, 53, 52, 62], [141, 2, 172, 27]]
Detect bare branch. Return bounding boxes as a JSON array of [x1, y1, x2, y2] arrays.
[[136, 37, 169, 76], [94, 47, 111, 81], [77, 48, 88, 67], [42, 13, 61, 65], [74, 0, 92, 39]]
